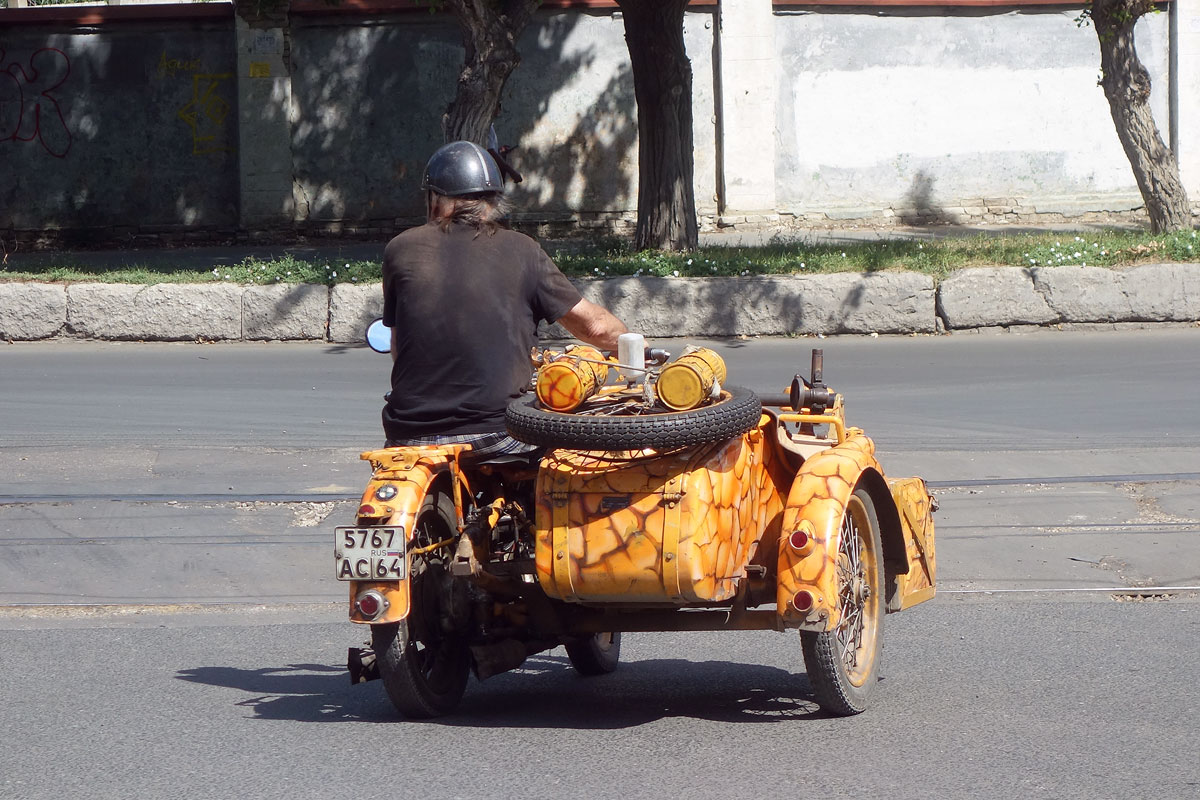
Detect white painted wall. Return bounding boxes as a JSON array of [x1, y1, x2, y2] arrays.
[[767, 6, 1183, 219], [719, 0, 776, 213], [1178, 1, 1200, 198]]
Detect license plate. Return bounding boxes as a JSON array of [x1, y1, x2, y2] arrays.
[[335, 526, 406, 581]]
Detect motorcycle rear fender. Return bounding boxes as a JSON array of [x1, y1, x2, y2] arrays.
[[775, 432, 912, 631], [347, 446, 468, 625]]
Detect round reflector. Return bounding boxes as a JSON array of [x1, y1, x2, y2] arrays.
[[791, 590, 815, 613]]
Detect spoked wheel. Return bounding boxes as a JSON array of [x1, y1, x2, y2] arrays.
[[801, 487, 884, 716], [373, 492, 470, 718], [565, 632, 622, 676]]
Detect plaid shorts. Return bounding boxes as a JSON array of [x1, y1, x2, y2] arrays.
[[384, 430, 540, 459]]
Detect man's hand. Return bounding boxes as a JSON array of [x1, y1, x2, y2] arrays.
[[557, 298, 628, 351]]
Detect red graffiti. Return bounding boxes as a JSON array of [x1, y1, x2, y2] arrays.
[[1, 47, 73, 159]]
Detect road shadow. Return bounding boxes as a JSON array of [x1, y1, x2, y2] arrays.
[[176, 662, 397, 723], [177, 653, 826, 728]]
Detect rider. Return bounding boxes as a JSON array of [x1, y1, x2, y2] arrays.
[[380, 140, 628, 457]]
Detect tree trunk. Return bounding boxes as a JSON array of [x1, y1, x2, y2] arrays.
[[614, 0, 698, 252], [441, 0, 539, 145], [1091, 0, 1191, 233]]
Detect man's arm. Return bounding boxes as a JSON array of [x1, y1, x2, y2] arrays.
[[556, 298, 628, 351], [390, 324, 399, 363]]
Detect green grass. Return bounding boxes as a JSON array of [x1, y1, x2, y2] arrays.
[[0, 254, 383, 286], [1, 228, 1196, 285], [555, 228, 1200, 281]]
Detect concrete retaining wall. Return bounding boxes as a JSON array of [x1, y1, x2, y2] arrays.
[[3, 265, 1197, 343]]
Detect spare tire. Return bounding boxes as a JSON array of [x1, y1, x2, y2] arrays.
[[506, 386, 762, 451]]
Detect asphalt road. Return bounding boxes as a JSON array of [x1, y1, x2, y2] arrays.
[[0, 601, 1196, 800], [1, 330, 1198, 799]]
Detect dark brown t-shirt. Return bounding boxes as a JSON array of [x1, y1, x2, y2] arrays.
[[380, 221, 582, 439]]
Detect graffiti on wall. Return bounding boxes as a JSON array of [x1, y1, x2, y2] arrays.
[[177, 73, 234, 155], [156, 50, 233, 156], [1, 47, 74, 159]]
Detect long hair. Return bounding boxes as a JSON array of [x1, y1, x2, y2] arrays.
[[428, 191, 510, 236]]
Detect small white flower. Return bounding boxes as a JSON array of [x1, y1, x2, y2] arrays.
[[1074, 252, 1082, 258], [672, 270, 679, 277], [332, 271, 337, 278], [800, 262, 805, 269], [687, 259, 693, 265]]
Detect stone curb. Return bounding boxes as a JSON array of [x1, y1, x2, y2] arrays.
[[1, 264, 1197, 342]]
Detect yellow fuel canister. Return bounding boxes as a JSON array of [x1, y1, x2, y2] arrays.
[[656, 347, 727, 411], [535, 346, 609, 412]]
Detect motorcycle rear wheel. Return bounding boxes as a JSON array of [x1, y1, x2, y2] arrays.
[[373, 492, 470, 718]]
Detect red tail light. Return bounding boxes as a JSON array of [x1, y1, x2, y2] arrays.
[[355, 590, 388, 619]]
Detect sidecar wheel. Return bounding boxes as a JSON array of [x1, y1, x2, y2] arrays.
[[506, 386, 761, 450], [800, 487, 885, 716], [565, 632, 622, 676], [373, 493, 469, 719]]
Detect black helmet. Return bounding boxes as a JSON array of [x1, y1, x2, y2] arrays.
[[421, 140, 504, 196]]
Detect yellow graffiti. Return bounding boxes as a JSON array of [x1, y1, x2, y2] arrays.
[[157, 51, 203, 79], [177, 74, 234, 156]]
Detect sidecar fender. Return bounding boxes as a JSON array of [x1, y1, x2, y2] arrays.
[[775, 432, 913, 631]]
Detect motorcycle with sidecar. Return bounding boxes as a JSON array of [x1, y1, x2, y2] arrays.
[[337, 329, 936, 717]]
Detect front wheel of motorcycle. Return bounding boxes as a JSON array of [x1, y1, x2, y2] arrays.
[[373, 492, 470, 718]]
